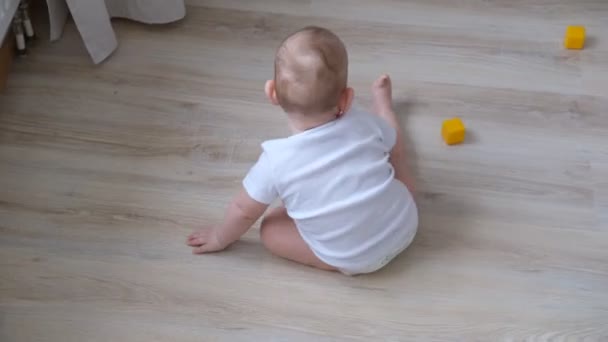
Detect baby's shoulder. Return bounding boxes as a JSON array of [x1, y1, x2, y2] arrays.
[[261, 137, 290, 151]]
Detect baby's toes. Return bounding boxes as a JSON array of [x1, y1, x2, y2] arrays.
[[372, 74, 391, 90]]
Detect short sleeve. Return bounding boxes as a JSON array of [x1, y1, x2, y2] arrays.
[[371, 115, 397, 151], [243, 152, 278, 204]]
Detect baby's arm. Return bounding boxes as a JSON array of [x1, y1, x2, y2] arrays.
[[371, 74, 415, 194], [187, 187, 268, 254]]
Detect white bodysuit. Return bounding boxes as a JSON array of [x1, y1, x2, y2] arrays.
[[243, 107, 418, 274]]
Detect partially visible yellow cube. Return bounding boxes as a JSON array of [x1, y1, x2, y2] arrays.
[[442, 118, 466, 145], [564, 26, 585, 49]]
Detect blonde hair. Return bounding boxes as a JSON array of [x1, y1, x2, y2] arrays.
[[274, 26, 348, 115]]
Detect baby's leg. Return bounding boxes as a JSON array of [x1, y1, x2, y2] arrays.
[[372, 75, 416, 194], [260, 207, 337, 272]]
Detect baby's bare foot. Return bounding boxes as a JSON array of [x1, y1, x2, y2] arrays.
[[371, 74, 397, 124]]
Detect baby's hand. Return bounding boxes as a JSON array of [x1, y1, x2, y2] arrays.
[[187, 227, 226, 254]]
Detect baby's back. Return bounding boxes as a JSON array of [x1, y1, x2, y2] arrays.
[[254, 108, 417, 272]]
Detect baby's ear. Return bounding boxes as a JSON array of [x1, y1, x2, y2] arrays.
[[265, 80, 280, 106], [340, 87, 355, 114]]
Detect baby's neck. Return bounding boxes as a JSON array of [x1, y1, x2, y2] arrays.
[[286, 110, 340, 134]]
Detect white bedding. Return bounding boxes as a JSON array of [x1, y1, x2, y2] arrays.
[[46, 0, 186, 63]]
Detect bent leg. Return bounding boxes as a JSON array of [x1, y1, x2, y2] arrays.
[[260, 207, 337, 272]]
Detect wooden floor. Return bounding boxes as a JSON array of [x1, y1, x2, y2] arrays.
[[1, 1, 608, 340]]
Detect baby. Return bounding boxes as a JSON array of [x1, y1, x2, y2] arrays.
[[187, 26, 418, 275]]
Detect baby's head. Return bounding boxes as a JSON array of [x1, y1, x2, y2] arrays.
[[265, 26, 354, 121]]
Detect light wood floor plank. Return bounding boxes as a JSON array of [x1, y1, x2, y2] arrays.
[[1, 1, 607, 340]]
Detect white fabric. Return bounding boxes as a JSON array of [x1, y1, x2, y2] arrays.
[[45, 0, 185, 63], [243, 107, 418, 274], [0, 0, 20, 42], [46, 0, 69, 41]]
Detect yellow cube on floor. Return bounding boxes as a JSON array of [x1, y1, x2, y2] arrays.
[[564, 26, 585, 49], [442, 118, 466, 145]]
